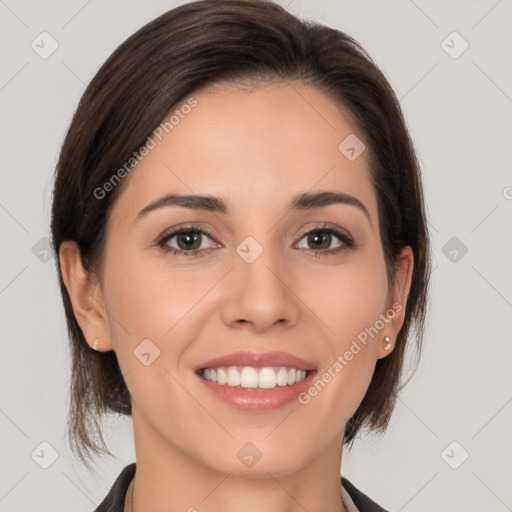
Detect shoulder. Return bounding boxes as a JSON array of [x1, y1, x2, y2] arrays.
[[342, 476, 391, 512], [93, 462, 136, 512]]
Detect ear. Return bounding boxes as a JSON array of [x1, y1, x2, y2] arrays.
[[59, 241, 114, 352], [377, 245, 414, 359]]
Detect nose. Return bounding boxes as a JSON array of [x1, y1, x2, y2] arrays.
[[221, 243, 301, 334]]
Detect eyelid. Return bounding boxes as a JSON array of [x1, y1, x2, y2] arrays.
[[301, 222, 353, 240], [156, 223, 219, 243]]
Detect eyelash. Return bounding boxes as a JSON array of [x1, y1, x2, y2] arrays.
[[156, 223, 355, 258]]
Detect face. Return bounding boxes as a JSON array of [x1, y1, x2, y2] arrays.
[[63, 82, 412, 478]]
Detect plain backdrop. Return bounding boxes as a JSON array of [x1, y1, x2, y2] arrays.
[[1, 1, 511, 511]]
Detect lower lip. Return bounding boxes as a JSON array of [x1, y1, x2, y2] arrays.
[[197, 371, 317, 412]]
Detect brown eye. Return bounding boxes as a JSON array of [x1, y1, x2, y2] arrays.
[[158, 228, 216, 256], [295, 225, 354, 255], [174, 231, 204, 251]]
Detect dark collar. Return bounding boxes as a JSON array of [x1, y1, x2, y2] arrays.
[[93, 463, 389, 512], [342, 476, 390, 511]]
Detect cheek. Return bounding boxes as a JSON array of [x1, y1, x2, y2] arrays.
[[297, 256, 388, 414], [102, 247, 222, 359], [98, 251, 247, 468], [100, 250, 208, 421], [304, 255, 389, 341]]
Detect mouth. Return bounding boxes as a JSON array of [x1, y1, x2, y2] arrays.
[[194, 351, 317, 411], [197, 366, 312, 390]]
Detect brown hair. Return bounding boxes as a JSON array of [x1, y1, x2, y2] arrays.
[[50, 0, 430, 470]]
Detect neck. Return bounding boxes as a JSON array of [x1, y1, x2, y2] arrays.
[[129, 407, 348, 512]]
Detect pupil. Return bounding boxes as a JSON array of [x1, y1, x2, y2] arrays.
[[309, 233, 330, 250], [178, 232, 200, 250]]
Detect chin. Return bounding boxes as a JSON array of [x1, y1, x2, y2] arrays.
[[199, 444, 309, 479]]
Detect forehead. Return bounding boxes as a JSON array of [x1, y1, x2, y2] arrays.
[[111, 82, 377, 222]]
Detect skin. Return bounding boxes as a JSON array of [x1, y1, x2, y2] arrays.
[[60, 82, 413, 512]]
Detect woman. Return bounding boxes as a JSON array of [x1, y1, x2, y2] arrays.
[[50, 1, 430, 510]]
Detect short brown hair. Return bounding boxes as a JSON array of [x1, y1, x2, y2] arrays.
[[50, 0, 431, 470]]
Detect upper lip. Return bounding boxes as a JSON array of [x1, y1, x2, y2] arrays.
[[195, 351, 317, 372]]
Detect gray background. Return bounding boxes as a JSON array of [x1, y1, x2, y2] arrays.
[[1, 0, 511, 510]]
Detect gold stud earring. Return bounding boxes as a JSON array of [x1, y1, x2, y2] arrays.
[[94, 338, 100, 351], [383, 336, 391, 350]]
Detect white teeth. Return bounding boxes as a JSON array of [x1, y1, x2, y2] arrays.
[[217, 368, 227, 385], [201, 366, 309, 389], [276, 367, 289, 386], [240, 367, 259, 388], [227, 367, 241, 387], [259, 367, 277, 389]]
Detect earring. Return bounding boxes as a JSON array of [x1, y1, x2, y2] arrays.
[[383, 336, 391, 350], [94, 339, 100, 351]]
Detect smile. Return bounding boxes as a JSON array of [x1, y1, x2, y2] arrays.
[[195, 350, 317, 411], [200, 366, 309, 389]]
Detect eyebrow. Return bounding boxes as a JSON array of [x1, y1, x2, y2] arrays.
[[135, 191, 371, 225]]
